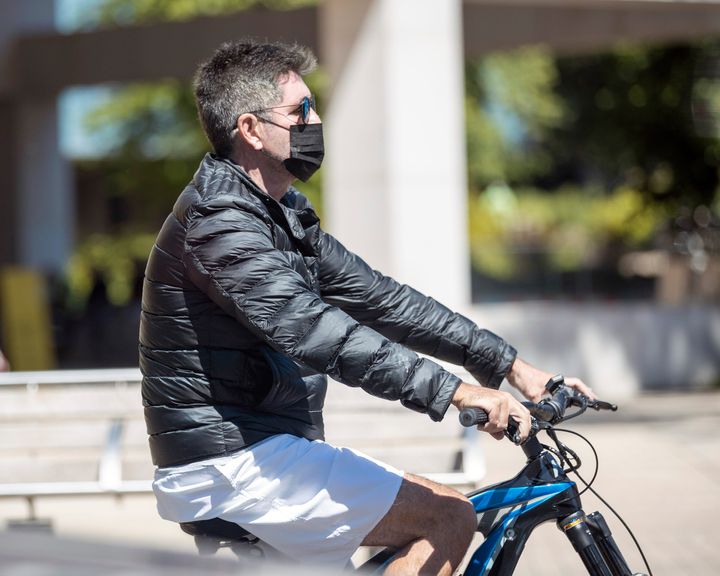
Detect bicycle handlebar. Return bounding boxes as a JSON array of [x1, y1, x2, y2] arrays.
[[458, 407, 489, 427], [458, 376, 617, 442]]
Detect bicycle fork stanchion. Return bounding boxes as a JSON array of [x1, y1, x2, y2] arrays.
[[558, 511, 613, 576], [586, 512, 643, 576]]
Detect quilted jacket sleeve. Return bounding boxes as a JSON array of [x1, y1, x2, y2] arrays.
[[317, 230, 517, 388], [182, 201, 461, 421]]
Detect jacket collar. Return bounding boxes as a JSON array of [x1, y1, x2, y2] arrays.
[[211, 154, 320, 255]]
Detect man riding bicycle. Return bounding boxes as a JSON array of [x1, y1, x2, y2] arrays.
[[139, 39, 591, 575]]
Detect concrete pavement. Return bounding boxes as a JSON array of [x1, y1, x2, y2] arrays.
[[0, 387, 718, 574]]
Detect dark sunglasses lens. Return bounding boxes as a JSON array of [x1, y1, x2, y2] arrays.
[[301, 96, 316, 123], [301, 97, 310, 123]]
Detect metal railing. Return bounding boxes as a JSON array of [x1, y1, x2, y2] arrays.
[[0, 369, 151, 522], [0, 366, 484, 515], [0, 367, 142, 389]]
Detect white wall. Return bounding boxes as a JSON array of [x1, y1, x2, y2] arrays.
[[466, 302, 720, 398]]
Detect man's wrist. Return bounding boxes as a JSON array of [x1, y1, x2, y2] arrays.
[[451, 381, 487, 410], [506, 357, 526, 389], [451, 382, 471, 410]]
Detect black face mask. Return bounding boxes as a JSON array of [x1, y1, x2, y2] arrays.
[[283, 123, 324, 182]]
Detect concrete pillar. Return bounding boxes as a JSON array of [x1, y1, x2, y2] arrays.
[[320, 0, 470, 309], [16, 97, 74, 274], [0, 1, 71, 274], [0, 98, 18, 266]]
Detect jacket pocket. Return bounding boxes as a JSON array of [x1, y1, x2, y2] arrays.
[[257, 347, 311, 413], [208, 349, 272, 406]]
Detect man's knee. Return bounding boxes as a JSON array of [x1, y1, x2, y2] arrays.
[[437, 490, 477, 547], [410, 474, 476, 535]]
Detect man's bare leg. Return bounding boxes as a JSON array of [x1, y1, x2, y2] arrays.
[[362, 473, 477, 576]]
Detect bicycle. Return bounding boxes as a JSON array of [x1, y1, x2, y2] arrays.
[[180, 375, 653, 575]]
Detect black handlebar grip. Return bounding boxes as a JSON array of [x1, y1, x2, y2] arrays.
[[459, 408, 489, 427]]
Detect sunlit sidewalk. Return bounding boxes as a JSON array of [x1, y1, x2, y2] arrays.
[[0, 390, 718, 574]]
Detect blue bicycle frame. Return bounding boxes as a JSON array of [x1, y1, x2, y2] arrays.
[[464, 443, 581, 575], [366, 434, 633, 575], [458, 419, 640, 576]]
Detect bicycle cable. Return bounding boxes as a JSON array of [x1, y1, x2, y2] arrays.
[[547, 428, 600, 496], [547, 427, 595, 495], [551, 427, 654, 576]]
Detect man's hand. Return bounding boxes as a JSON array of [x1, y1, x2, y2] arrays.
[[506, 357, 594, 403], [452, 382, 531, 442]]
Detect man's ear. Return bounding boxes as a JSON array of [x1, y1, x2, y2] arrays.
[[235, 113, 264, 151]]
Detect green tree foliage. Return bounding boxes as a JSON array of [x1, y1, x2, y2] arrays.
[[466, 41, 720, 285], [548, 41, 720, 209], [465, 46, 566, 188], [84, 81, 205, 159], [92, 0, 317, 27], [66, 233, 156, 310], [468, 184, 668, 280]]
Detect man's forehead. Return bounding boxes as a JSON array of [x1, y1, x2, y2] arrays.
[[277, 71, 310, 101]]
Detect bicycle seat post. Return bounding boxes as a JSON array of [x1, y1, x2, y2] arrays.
[[194, 534, 221, 556]]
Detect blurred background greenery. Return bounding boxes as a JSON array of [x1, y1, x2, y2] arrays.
[[54, 0, 719, 366]]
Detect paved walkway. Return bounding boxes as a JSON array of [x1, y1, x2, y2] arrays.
[[0, 390, 718, 574]]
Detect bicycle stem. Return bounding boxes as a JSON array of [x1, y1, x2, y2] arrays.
[[522, 435, 544, 459]]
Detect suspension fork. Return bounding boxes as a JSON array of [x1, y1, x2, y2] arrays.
[[586, 512, 638, 576], [558, 511, 614, 576]]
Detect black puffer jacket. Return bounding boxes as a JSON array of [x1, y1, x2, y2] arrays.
[[140, 154, 516, 467]]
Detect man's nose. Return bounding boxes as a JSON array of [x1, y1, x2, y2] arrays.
[[307, 107, 322, 124]]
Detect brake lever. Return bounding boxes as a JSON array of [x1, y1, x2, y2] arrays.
[[546, 375, 617, 413], [505, 417, 539, 445], [564, 389, 618, 413], [505, 419, 521, 444], [589, 399, 618, 411]]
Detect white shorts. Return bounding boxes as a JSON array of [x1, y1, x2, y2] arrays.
[[152, 434, 404, 568]]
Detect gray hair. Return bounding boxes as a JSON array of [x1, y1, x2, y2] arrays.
[[193, 39, 317, 157]]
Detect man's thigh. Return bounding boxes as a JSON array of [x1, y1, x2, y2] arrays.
[[362, 472, 474, 548]]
